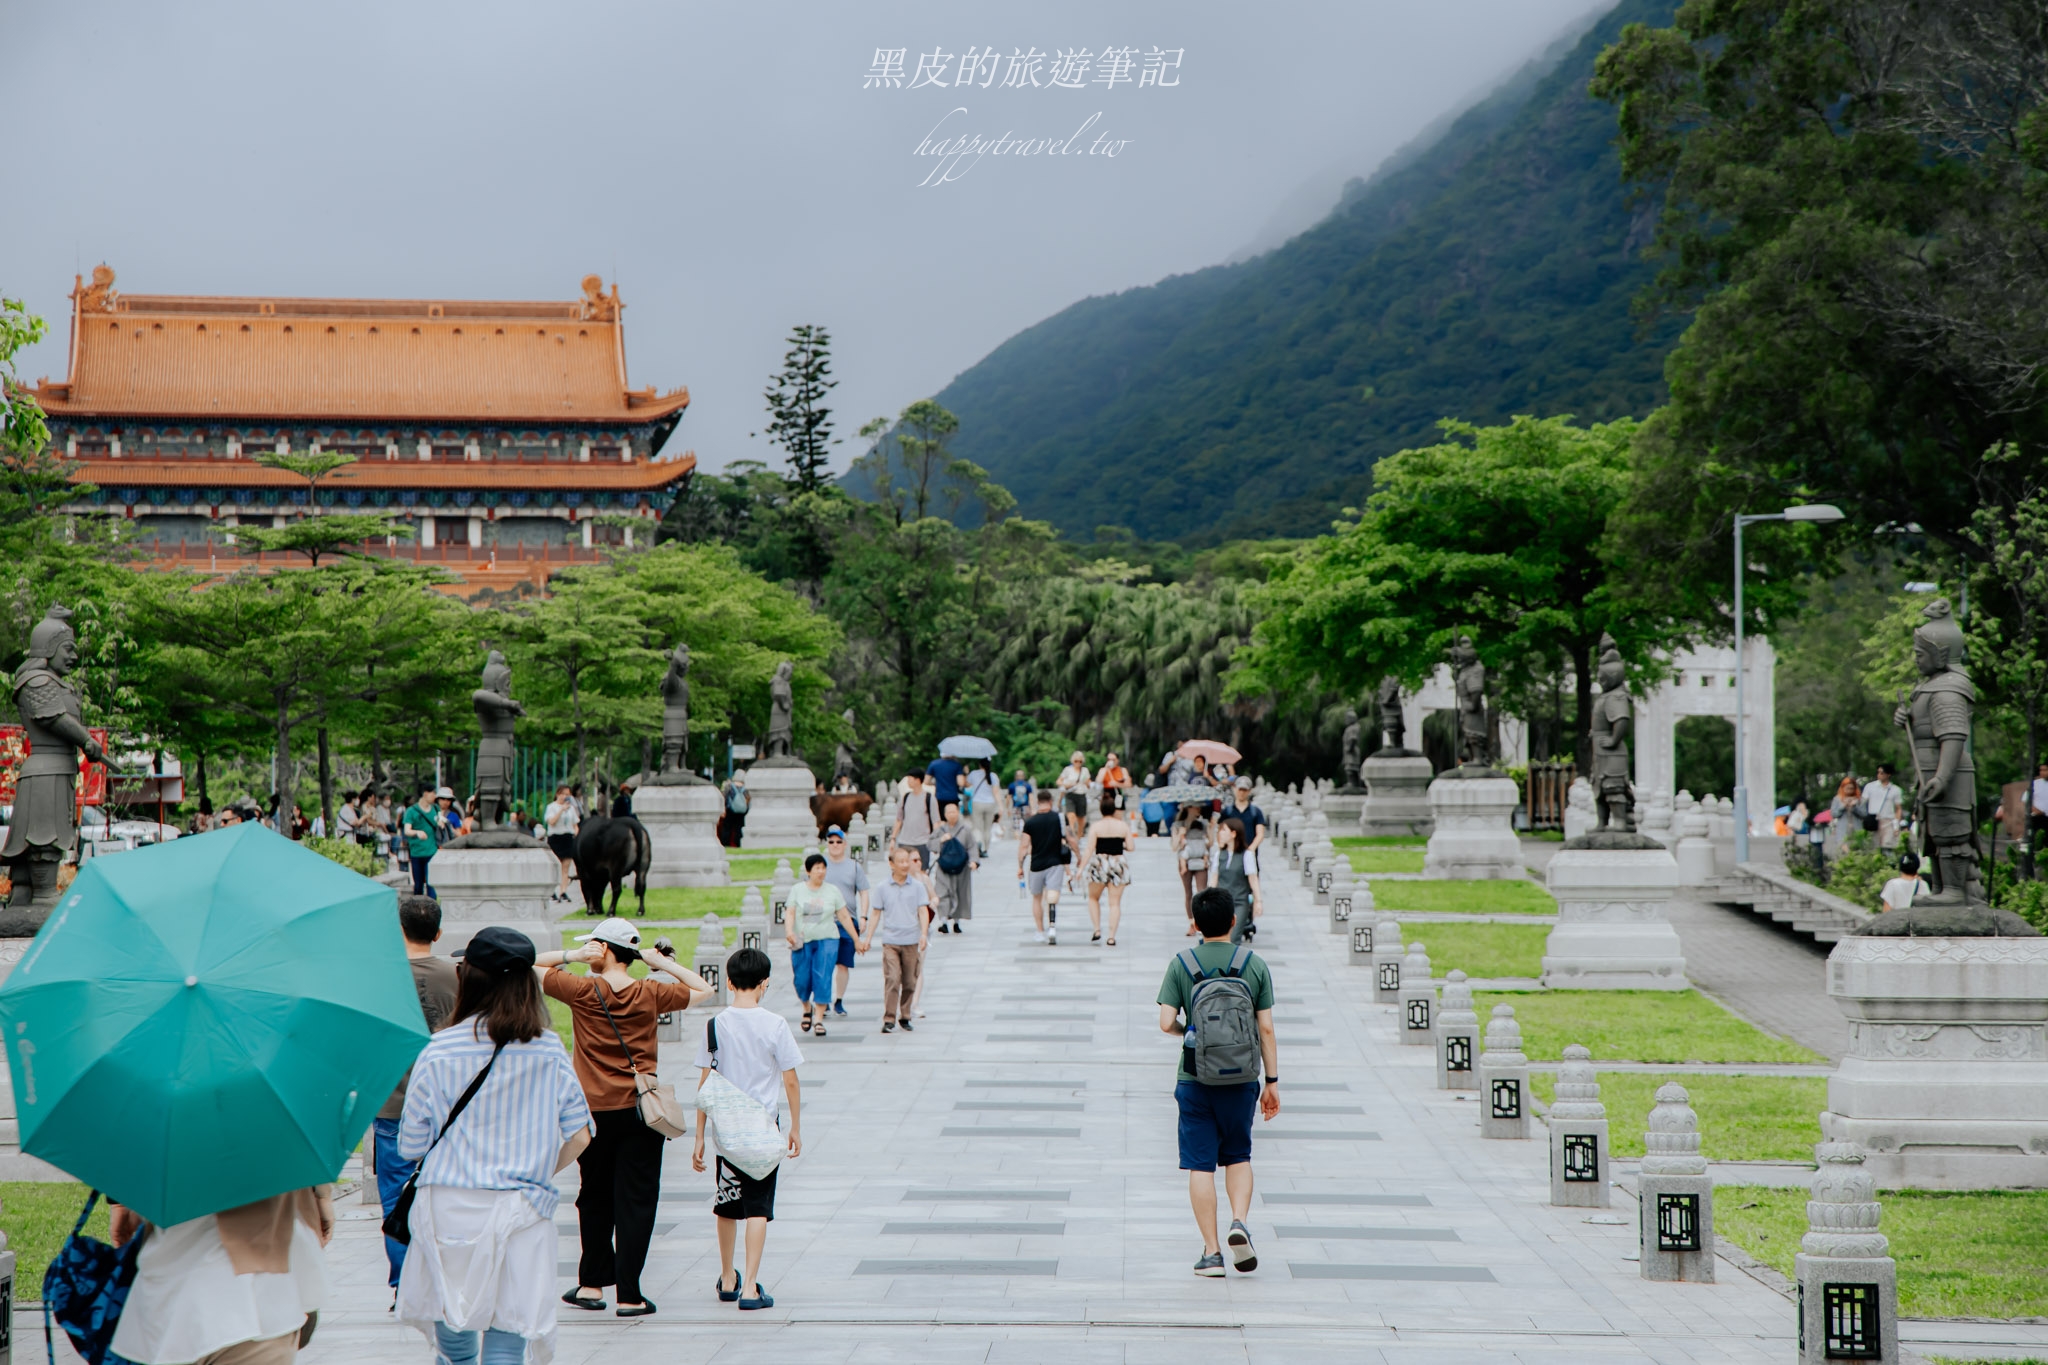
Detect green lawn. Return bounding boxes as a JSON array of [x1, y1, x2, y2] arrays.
[[1719, 1189, 2048, 1319], [728, 856, 780, 882], [637, 887, 747, 918], [1369, 879, 1557, 916], [1471, 990, 1822, 1064], [1, 1181, 104, 1300], [1344, 849, 1426, 874], [1531, 1072, 1826, 1161], [1333, 836, 1427, 850], [1406, 921, 1549, 979]]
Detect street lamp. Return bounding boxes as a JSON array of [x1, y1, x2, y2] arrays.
[[1732, 503, 1844, 863]]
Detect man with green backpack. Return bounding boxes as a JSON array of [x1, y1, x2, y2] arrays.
[[1156, 887, 1281, 1277]]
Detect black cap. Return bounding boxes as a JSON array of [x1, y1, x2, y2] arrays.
[[452, 925, 536, 975]]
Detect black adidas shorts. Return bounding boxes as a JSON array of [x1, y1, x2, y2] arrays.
[[713, 1155, 777, 1221]]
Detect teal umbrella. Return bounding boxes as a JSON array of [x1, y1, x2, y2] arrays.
[[0, 823, 429, 1227]]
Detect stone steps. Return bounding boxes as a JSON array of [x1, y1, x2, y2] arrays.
[[1706, 864, 1873, 944]]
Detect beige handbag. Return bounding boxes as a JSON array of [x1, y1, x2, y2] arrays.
[[592, 981, 689, 1139]]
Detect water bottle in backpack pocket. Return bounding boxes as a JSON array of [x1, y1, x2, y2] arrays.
[[1179, 946, 1259, 1085]]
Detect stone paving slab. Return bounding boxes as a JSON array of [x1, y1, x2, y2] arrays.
[[63, 835, 1884, 1363]]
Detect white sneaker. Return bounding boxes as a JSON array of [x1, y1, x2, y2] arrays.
[[1034, 930, 1046, 944], [1047, 925, 1057, 945]]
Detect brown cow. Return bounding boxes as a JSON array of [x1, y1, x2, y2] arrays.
[[810, 790, 874, 836]]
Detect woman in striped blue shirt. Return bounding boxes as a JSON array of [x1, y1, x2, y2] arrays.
[[396, 927, 593, 1365]]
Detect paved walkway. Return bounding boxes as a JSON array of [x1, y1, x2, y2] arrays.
[[207, 832, 1828, 1364]]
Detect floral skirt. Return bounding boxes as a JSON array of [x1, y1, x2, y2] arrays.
[[1086, 854, 1130, 886]]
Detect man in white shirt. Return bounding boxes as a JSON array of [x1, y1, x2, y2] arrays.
[[2031, 763, 2048, 851], [1863, 764, 1904, 850], [692, 946, 802, 1311]]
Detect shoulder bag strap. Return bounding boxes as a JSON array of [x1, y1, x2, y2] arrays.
[[411, 1036, 506, 1169], [1225, 945, 1254, 979], [1177, 947, 1207, 984], [591, 978, 644, 1076], [706, 1017, 719, 1072]]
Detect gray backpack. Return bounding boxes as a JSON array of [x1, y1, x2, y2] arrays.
[[1178, 945, 1259, 1085]]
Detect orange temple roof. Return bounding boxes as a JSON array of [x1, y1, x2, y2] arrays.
[[31, 267, 690, 426], [70, 454, 695, 493]]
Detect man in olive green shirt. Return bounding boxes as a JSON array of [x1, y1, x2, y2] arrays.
[[1157, 887, 1279, 1279]]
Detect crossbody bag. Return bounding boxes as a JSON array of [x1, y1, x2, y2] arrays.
[[591, 979, 690, 1139], [383, 1038, 505, 1246], [693, 1018, 786, 1180]]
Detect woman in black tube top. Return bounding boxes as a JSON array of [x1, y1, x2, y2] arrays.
[[1082, 790, 1133, 946]]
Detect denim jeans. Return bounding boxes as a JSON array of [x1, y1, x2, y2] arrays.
[[410, 852, 435, 898], [372, 1116, 416, 1286], [434, 1321, 526, 1364], [791, 937, 835, 1005]]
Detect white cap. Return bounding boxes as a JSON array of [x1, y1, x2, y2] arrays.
[[435, 786, 455, 799], [575, 917, 642, 953]]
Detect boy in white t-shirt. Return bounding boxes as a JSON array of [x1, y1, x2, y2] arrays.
[[692, 947, 803, 1311], [1879, 852, 1924, 913]]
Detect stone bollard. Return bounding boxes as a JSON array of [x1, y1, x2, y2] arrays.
[[1328, 868, 1357, 936], [1371, 916, 1405, 1003], [691, 913, 730, 1008], [1638, 1081, 1714, 1282], [1478, 1005, 1530, 1138], [1547, 1044, 1610, 1207], [770, 858, 796, 923], [1796, 1143, 1901, 1365], [1311, 852, 1336, 905], [735, 893, 769, 954], [1435, 970, 1478, 1090], [1347, 901, 1377, 968], [1398, 942, 1436, 1045], [652, 936, 686, 1041], [1674, 801, 1717, 886]]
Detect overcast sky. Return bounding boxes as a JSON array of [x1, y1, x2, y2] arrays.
[[6, 0, 1606, 474]]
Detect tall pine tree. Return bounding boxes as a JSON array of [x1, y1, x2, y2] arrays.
[[759, 324, 838, 493]]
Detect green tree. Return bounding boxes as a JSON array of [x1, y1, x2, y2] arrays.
[[608, 543, 843, 770], [757, 325, 839, 494], [233, 451, 414, 566], [125, 562, 467, 828], [1592, 0, 2048, 576], [1965, 444, 2048, 872], [0, 297, 72, 530], [498, 569, 664, 787], [1239, 416, 1691, 766]]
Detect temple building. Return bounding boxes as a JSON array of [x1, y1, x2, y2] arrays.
[[31, 267, 695, 591]]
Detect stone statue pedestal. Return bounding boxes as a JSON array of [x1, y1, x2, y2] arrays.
[[1320, 789, 1366, 830], [1821, 935, 2048, 1188], [1359, 753, 1434, 838], [1422, 768, 1519, 879], [735, 760, 819, 848], [429, 836, 564, 958], [635, 779, 730, 888], [1542, 838, 1687, 990]]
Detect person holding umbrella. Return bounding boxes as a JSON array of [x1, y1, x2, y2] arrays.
[[396, 925, 594, 1359], [0, 823, 440, 1365]]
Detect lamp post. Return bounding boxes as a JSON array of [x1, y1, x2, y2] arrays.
[[1732, 504, 1844, 863]]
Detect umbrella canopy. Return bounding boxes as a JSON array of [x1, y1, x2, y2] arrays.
[[1153, 783, 1223, 805], [1774, 805, 1793, 817], [0, 823, 429, 1227], [937, 735, 998, 760], [1177, 739, 1242, 765]]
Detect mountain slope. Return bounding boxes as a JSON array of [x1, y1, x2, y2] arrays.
[[933, 0, 1680, 543]]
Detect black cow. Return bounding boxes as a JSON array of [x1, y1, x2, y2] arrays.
[[574, 815, 652, 918]]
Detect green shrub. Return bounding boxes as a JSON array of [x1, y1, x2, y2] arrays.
[[1996, 876, 2048, 932], [1823, 841, 1895, 913], [305, 836, 382, 878]]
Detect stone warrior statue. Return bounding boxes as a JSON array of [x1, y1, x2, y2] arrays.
[[1449, 635, 1491, 767], [1339, 708, 1363, 789], [1589, 634, 1635, 832], [470, 651, 526, 830], [1897, 599, 1979, 906], [834, 707, 858, 785], [1859, 598, 2037, 935], [659, 643, 691, 775], [765, 660, 795, 760], [1377, 675, 1410, 755], [3, 606, 106, 920]]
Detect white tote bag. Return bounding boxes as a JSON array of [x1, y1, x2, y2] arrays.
[[694, 1020, 785, 1180]]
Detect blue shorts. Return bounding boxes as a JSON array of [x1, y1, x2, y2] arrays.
[[1175, 1078, 1258, 1172], [836, 924, 857, 968]]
